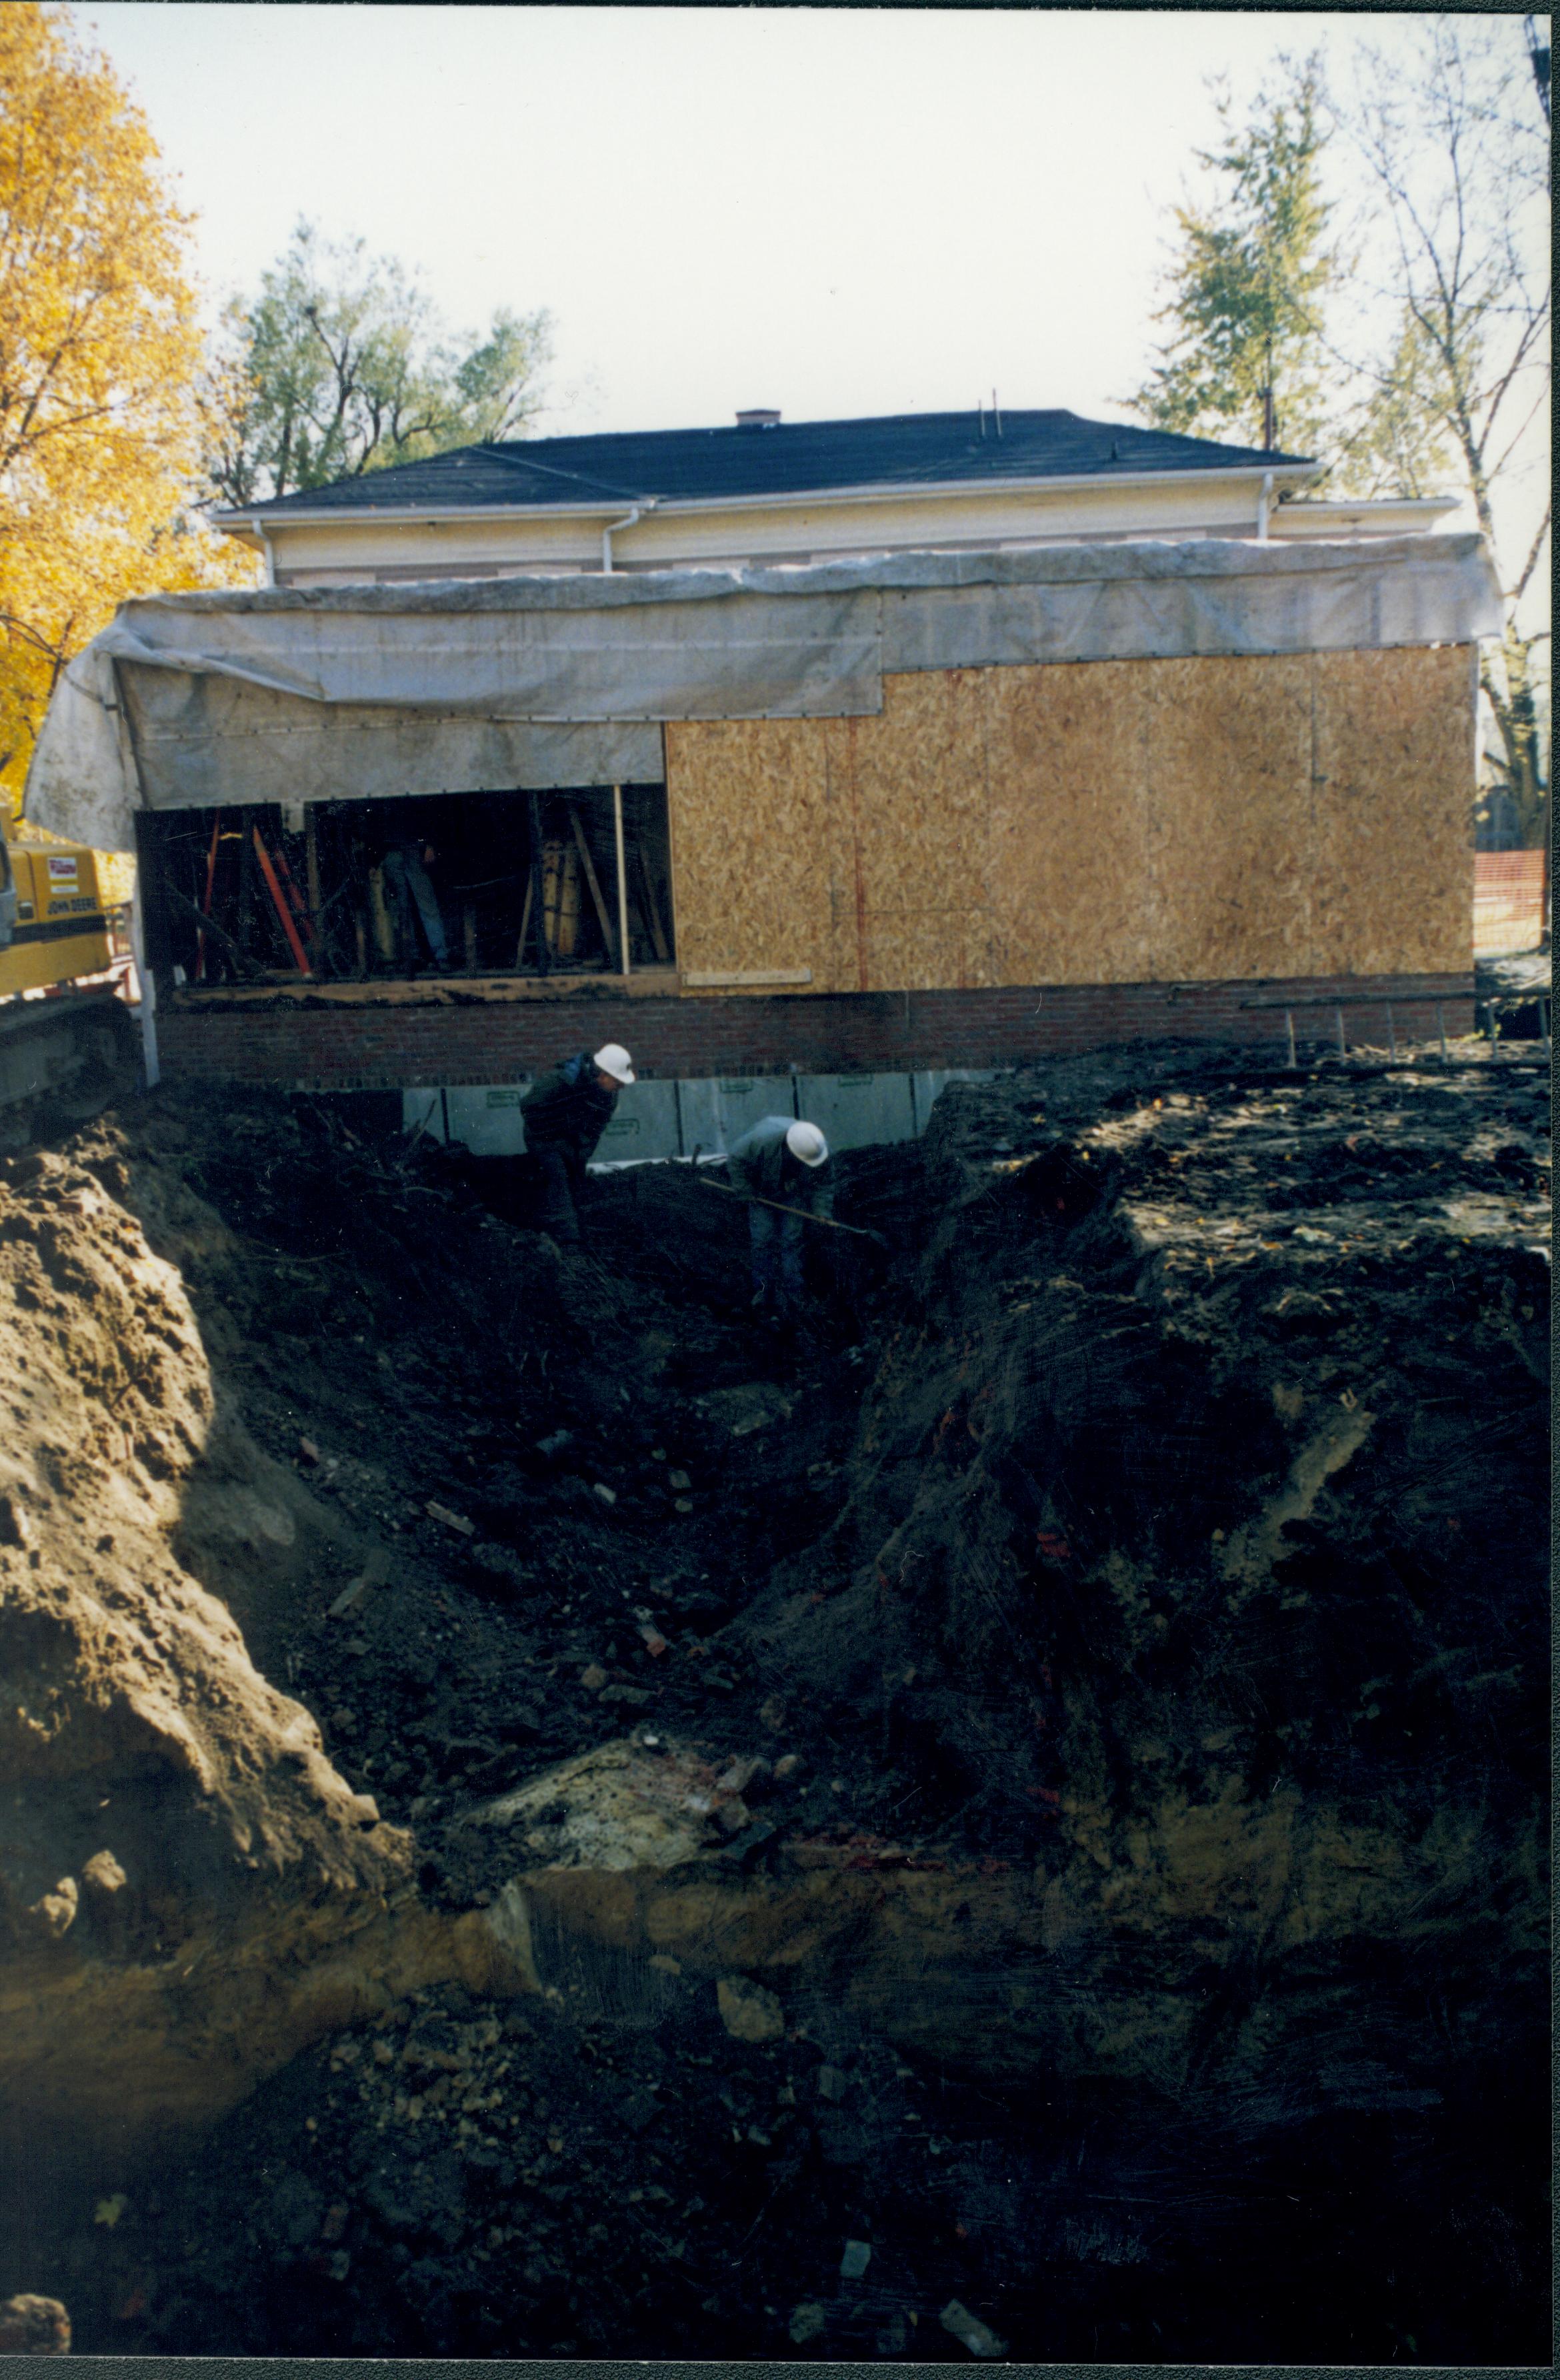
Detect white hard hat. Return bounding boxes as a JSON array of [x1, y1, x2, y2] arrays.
[[786, 1120, 828, 1168], [593, 1043, 635, 1086]]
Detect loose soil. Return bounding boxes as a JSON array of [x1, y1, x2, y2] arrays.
[[1, 1040, 1549, 2362]]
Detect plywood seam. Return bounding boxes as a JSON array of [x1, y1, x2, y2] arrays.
[[1305, 656, 1318, 973], [846, 716, 868, 993], [658, 724, 682, 964], [1143, 666, 1159, 981], [981, 676, 995, 990]]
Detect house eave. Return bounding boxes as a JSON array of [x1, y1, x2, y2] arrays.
[[213, 458, 1325, 544], [1272, 493, 1459, 521]]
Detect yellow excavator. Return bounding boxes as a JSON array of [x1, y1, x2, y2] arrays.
[[0, 822, 139, 1142]]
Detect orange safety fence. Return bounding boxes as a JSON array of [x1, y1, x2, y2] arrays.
[[1473, 850, 1547, 956]]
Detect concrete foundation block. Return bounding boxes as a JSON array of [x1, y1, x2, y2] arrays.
[[593, 1078, 681, 1165], [443, 1083, 531, 1156], [796, 1072, 917, 1152], [401, 1088, 447, 1144], [408, 1067, 1001, 1165], [675, 1074, 797, 1158]]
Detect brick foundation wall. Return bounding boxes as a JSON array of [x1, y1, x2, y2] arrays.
[[154, 974, 1477, 1092]]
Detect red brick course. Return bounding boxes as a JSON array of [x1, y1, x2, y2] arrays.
[[155, 974, 1476, 1092]]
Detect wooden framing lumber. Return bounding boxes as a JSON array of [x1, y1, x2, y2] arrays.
[[567, 800, 616, 962]]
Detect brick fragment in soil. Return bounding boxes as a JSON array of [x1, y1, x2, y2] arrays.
[[6, 1044, 1548, 2362]]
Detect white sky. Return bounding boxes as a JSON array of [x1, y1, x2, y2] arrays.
[[78, 3, 1549, 625], [77, 5, 1493, 433]]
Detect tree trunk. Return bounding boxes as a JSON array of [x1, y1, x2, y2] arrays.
[[1482, 632, 1549, 851]]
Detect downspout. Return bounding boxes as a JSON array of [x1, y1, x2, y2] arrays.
[[236, 519, 275, 586], [1257, 473, 1274, 543], [601, 497, 656, 575]]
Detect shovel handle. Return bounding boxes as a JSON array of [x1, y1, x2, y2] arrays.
[[695, 1172, 886, 1247]]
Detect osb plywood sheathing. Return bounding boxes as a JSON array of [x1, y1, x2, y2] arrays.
[[1308, 644, 1473, 977], [665, 645, 1475, 997], [844, 670, 995, 994], [976, 648, 1470, 987], [829, 717, 869, 993], [979, 660, 1157, 988], [1140, 654, 1314, 983], [663, 719, 845, 992]]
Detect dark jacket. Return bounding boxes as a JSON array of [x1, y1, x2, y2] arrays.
[[726, 1116, 835, 1220], [521, 1052, 617, 1168]]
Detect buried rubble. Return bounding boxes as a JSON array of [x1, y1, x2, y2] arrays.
[[0, 1046, 1548, 2361]]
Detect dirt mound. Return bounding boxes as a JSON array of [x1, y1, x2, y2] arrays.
[[743, 1056, 1547, 2112], [0, 1142, 465, 2157]]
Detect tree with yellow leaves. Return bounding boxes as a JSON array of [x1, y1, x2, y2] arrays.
[[0, 3, 255, 822]]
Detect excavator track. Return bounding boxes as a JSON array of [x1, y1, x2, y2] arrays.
[[0, 989, 139, 1149]]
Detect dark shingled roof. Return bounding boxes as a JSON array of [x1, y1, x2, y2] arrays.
[[233, 409, 1313, 518]]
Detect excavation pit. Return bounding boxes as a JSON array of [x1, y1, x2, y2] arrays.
[[0, 1045, 1547, 2361]]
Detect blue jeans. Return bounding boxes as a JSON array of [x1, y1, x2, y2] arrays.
[[534, 1146, 585, 1244], [749, 1204, 804, 1313], [382, 848, 449, 966]]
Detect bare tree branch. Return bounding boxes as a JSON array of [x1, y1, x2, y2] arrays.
[[1510, 499, 1553, 607]]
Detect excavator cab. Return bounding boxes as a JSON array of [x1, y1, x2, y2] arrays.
[[0, 824, 136, 1138], [0, 830, 115, 996]]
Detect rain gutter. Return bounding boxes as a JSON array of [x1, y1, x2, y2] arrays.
[[211, 461, 1326, 542]]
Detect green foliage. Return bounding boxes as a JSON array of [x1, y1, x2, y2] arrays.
[[1130, 55, 1337, 455], [207, 221, 553, 505], [1329, 312, 1459, 500], [453, 309, 553, 446], [1132, 22, 1549, 849]]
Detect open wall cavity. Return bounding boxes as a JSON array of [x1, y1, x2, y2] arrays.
[[136, 785, 675, 987]]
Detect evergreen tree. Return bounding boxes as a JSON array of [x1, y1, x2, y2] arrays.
[[1129, 55, 1337, 457]]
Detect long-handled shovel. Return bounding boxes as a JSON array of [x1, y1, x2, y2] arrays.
[[693, 1169, 887, 1250]]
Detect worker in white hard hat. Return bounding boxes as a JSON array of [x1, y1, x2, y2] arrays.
[[725, 1114, 834, 1325], [520, 1044, 635, 1244]]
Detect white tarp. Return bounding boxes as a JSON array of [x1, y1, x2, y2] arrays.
[[26, 535, 1501, 853], [89, 583, 883, 714], [873, 533, 1502, 670], [123, 672, 666, 812]]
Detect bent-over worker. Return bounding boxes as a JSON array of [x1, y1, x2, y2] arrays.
[[726, 1116, 833, 1320], [521, 1043, 635, 1244]]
